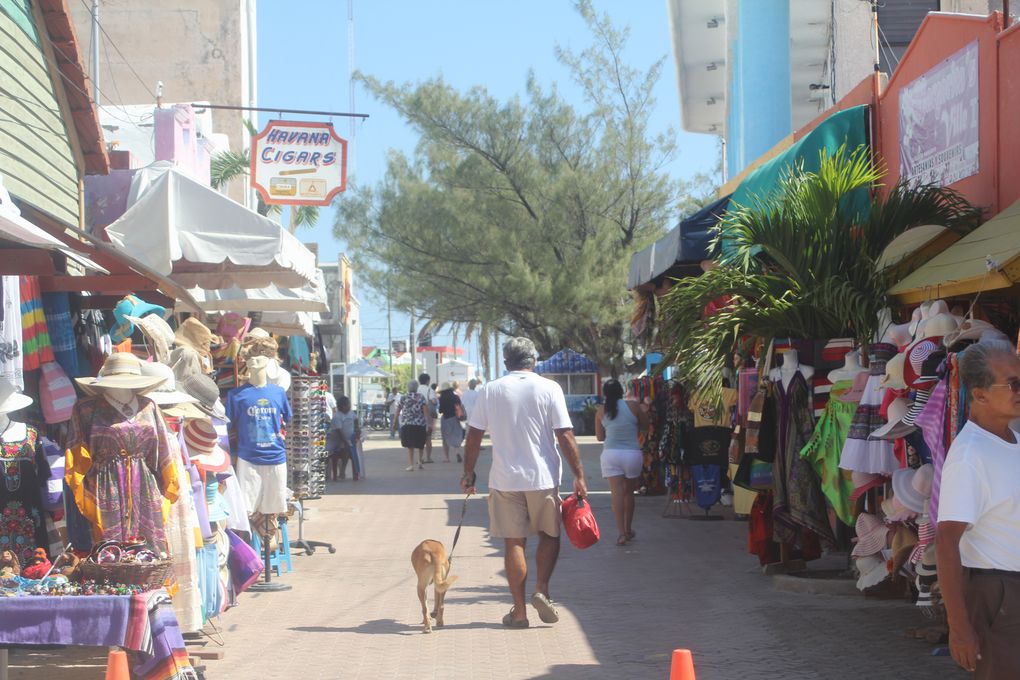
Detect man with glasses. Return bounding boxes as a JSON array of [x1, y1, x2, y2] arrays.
[[938, 339, 1020, 678]]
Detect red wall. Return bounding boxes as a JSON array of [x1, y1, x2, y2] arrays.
[[997, 22, 1020, 210]]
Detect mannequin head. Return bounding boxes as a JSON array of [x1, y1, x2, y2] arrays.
[[247, 356, 270, 388]]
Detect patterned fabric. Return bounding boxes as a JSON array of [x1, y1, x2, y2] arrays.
[[398, 392, 427, 427], [918, 380, 950, 523], [772, 371, 835, 549], [18, 276, 54, 371], [126, 589, 197, 680], [839, 343, 899, 474], [65, 397, 180, 552], [0, 276, 22, 390], [41, 292, 79, 377], [800, 381, 858, 526], [0, 427, 48, 565]]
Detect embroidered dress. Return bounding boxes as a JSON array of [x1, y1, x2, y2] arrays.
[[65, 397, 179, 552], [0, 426, 48, 565], [799, 381, 857, 527], [772, 372, 835, 549], [839, 342, 899, 474]]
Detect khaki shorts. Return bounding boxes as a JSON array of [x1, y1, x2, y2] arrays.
[[488, 489, 562, 539]]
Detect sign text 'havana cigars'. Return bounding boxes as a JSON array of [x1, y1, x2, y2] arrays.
[[250, 120, 348, 206]]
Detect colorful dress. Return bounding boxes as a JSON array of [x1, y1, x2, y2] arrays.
[[799, 380, 857, 527], [0, 426, 48, 566], [65, 397, 179, 553], [772, 371, 835, 549], [839, 342, 899, 474]]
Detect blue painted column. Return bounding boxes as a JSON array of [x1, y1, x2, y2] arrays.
[[726, 0, 791, 179]]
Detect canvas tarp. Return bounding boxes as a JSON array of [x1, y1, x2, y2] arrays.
[[189, 268, 328, 313]]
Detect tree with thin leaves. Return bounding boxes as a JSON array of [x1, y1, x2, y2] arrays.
[[658, 145, 981, 398], [209, 119, 320, 233]]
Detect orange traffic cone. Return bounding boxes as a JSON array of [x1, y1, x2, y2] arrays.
[[105, 648, 130, 680], [669, 649, 696, 680]]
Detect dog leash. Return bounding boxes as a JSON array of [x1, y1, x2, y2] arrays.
[[447, 492, 472, 564]]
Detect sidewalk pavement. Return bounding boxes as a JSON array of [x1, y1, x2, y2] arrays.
[[6, 434, 967, 679]]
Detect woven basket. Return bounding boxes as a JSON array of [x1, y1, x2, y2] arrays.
[[74, 559, 173, 590]]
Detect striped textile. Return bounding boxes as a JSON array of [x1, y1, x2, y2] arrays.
[[126, 590, 197, 680], [19, 276, 54, 370]]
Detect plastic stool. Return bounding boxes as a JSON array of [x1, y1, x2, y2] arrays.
[[250, 519, 294, 576]]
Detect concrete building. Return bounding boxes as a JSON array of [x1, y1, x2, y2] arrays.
[[69, 0, 256, 205], [668, 0, 1002, 180], [319, 256, 362, 398]]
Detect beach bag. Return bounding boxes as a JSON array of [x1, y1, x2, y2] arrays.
[[561, 494, 600, 549], [733, 454, 774, 492], [39, 361, 76, 424], [227, 529, 264, 593]]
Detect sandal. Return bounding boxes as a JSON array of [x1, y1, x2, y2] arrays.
[[502, 607, 529, 629], [530, 593, 559, 624], [616, 535, 629, 546], [626, 531, 636, 541]]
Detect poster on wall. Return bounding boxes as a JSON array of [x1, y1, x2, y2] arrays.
[[899, 40, 979, 187], [250, 120, 348, 206]]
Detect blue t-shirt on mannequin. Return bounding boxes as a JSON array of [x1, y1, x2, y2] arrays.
[[226, 383, 291, 465]]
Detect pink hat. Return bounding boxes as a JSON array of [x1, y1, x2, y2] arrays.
[[903, 338, 942, 390], [183, 419, 230, 473], [881, 496, 917, 523], [849, 471, 888, 501], [852, 513, 890, 557]]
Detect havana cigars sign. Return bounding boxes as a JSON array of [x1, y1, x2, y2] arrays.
[[250, 120, 348, 206]]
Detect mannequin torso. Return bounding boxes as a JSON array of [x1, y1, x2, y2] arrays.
[[827, 350, 868, 383], [101, 388, 140, 419], [0, 414, 27, 444], [770, 349, 814, 391]]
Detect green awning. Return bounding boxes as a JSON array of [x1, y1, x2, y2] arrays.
[[730, 105, 869, 209]]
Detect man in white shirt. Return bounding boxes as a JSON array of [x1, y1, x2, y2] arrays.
[[937, 339, 1020, 678], [461, 337, 587, 629], [460, 378, 480, 421]]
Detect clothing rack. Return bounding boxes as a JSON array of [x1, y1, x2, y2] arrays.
[[284, 376, 334, 556]]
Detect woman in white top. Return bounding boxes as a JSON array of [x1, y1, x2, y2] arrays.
[[595, 379, 649, 546]]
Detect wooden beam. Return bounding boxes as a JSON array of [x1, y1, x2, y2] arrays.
[[76, 292, 175, 310], [0, 250, 56, 275], [38, 274, 161, 293]]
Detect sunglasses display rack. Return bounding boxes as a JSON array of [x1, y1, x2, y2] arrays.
[[285, 376, 335, 556]]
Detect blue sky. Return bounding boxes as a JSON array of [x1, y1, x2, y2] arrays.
[[256, 0, 719, 366]]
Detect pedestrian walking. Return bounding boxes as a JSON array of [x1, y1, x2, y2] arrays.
[[385, 387, 399, 439], [937, 339, 1020, 678], [461, 336, 587, 629], [417, 374, 438, 463], [461, 378, 480, 421], [437, 382, 465, 463], [328, 396, 362, 481], [398, 379, 431, 471], [594, 378, 648, 546]]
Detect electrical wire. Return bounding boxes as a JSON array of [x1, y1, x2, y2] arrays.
[[876, 23, 901, 72]]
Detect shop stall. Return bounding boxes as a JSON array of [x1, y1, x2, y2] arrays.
[[535, 349, 600, 434]]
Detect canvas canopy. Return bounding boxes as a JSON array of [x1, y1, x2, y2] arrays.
[[190, 268, 328, 313], [535, 349, 598, 375], [105, 163, 317, 290]]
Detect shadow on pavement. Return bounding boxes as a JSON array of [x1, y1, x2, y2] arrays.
[[288, 619, 505, 635]]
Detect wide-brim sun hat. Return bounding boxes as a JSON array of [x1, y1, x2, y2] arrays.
[[183, 418, 230, 473], [138, 361, 198, 406], [882, 495, 917, 523], [851, 512, 890, 557], [880, 352, 907, 390], [124, 314, 175, 364], [944, 319, 1009, 351], [856, 554, 890, 591], [891, 525, 919, 575], [0, 377, 33, 414], [849, 471, 887, 501], [76, 353, 166, 397], [892, 464, 933, 514], [870, 398, 911, 441], [180, 373, 227, 422]]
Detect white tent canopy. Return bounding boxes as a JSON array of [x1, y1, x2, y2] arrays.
[[190, 268, 328, 313], [258, 311, 320, 336], [105, 163, 317, 290]]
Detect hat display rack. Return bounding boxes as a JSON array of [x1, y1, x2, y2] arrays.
[[285, 376, 335, 556]]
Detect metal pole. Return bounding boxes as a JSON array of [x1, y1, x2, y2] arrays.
[[386, 283, 393, 385], [90, 0, 100, 104], [409, 310, 417, 380]]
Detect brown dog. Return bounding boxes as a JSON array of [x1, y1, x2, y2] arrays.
[[410, 539, 458, 633]]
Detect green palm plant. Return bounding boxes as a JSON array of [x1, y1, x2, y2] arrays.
[[659, 145, 981, 397], [209, 119, 320, 232]]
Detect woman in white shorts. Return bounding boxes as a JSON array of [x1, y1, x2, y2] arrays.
[[595, 379, 649, 546]]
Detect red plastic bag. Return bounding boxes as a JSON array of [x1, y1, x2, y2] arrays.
[[561, 494, 600, 549]]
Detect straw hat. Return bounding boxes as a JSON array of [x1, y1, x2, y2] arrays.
[[880, 353, 907, 390], [175, 318, 216, 357], [0, 378, 33, 414], [890, 525, 919, 574], [943, 319, 1009, 351], [138, 361, 198, 406], [851, 513, 890, 557], [179, 373, 227, 421], [109, 295, 168, 344], [76, 353, 166, 396], [183, 418, 230, 473], [920, 312, 958, 340], [849, 471, 887, 501], [891, 463, 934, 514], [124, 314, 175, 364], [856, 554, 891, 591]]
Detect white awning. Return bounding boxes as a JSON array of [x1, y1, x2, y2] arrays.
[[258, 311, 320, 336], [190, 268, 329, 313], [105, 163, 317, 290], [0, 177, 108, 273]]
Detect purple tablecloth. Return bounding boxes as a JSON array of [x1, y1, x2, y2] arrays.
[[0, 590, 194, 679]]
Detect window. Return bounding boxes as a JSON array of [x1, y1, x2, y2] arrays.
[[543, 373, 596, 396]]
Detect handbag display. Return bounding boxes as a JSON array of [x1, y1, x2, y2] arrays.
[[561, 494, 600, 549]]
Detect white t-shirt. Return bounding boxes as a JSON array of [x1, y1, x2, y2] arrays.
[[939, 420, 1020, 571], [468, 371, 573, 491], [461, 389, 479, 420], [417, 384, 437, 418]]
